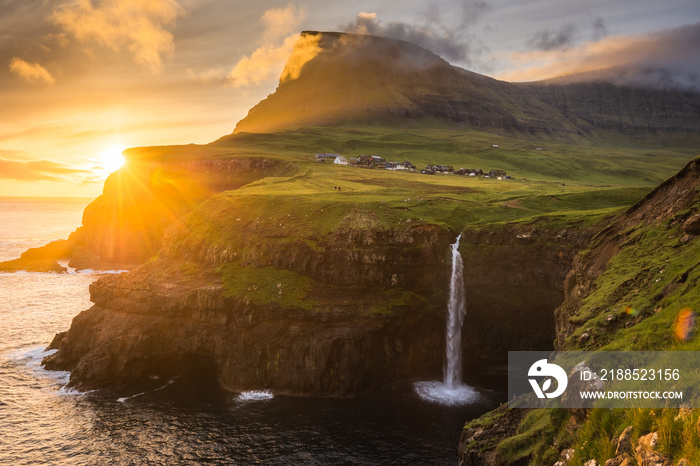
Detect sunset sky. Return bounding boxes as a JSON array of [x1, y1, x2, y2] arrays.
[[2, 0, 699, 197]]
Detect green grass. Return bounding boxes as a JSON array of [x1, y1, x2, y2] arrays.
[[124, 125, 697, 239], [217, 263, 315, 310], [213, 125, 697, 187], [562, 217, 700, 352], [495, 409, 571, 465], [569, 408, 700, 465], [486, 171, 700, 465]]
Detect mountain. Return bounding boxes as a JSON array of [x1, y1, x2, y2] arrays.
[[231, 31, 580, 136], [230, 31, 700, 138]]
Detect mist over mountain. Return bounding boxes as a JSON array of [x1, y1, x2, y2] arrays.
[[230, 31, 700, 138]]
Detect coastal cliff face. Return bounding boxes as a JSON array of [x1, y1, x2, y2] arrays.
[[43, 259, 444, 396], [42, 178, 587, 396], [460, 223, 592, 361], [0, 153, 294, 272], [44, 210, 454, 396]]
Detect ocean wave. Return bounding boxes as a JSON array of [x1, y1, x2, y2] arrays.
[[116, 379, 176, 403], [5, 346, 82, 394], [117, 392, 146, 403]]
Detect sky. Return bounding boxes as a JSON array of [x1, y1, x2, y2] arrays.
[[1, 0, 699, 197]]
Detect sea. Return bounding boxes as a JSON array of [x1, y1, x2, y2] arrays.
[[0, 196, 505, 465]]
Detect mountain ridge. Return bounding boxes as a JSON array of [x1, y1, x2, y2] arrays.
[[227, 31, 700, 139]]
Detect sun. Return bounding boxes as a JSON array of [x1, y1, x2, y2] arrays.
[[99, 145, 126, 173]]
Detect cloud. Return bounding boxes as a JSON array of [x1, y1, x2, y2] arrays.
[[227, 4, 313, 87], [527, 22, 577, 51], [279, 33, 322, 83], [498, 22, 700, 90], [52, 0, 185, 73], [0, 150, 31, 160], [9, 57, 55, 84], [0, 157, 92, 182], [592, 17, 608, 41], [261, 3, 303, 43], [340, 2, 491, 68], [526, 17, 609, 52]]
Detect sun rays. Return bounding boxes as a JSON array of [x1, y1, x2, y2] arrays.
[[99, 145, 127, 174]]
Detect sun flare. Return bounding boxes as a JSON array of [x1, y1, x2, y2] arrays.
[[99, 145, 126, 173]]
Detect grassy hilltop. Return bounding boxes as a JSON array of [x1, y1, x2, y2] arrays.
[[202, 124, 695, 230]]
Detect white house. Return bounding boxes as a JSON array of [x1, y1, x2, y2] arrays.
[[334, 155, 348, 165]]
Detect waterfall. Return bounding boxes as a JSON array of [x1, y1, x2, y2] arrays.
[[444, 234, 466, 389], [413, 233, 480, 406]]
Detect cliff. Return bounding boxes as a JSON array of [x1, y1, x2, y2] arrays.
[[43, 229, 449, 396], [555, 156, 700, 349], [70, 155, 293, 269], [523, 80, 700, 135]]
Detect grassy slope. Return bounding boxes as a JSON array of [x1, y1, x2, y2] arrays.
[[470, 162, 700, 466], [554, 184, 700, 465], [147, 125, 696, 315]]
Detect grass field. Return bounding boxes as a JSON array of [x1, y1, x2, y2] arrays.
[[123, 125, 698, 235]]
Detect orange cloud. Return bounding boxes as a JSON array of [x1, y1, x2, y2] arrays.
[[9, 58, 55, 84], [497, 23, 700, 85], [496, 35, 649, 82], [227, 4, 318, 87], [0, 157, 91, 181], [53, 0, 185, 73], [279, 33, 322, 83]]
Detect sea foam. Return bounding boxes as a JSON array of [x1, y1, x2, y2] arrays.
[[413, 380, 481, 406], [237, 390, 274, 402]]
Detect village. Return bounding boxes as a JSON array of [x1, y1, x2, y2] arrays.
[[314, 152, 512, 180]]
